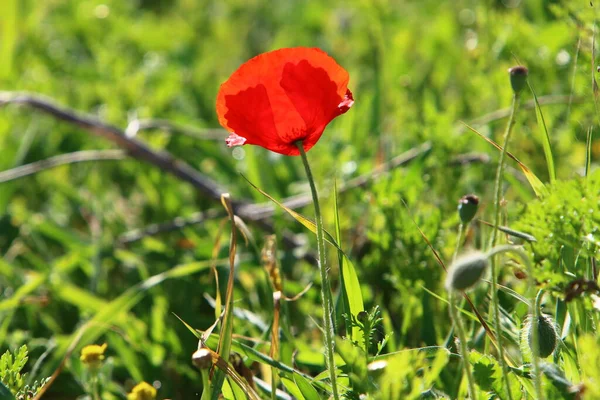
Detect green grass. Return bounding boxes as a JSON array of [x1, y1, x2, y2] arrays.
[[0, 0, 599, 399]]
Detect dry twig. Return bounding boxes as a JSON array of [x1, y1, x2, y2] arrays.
[[0, 149, 126, 183]]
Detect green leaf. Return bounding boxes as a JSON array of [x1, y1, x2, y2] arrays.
[[585, 127, 593, 178], [540, 363, 576, 399], [198, 333, 331, 393], [242, 174, 341, 250], [529, 82, 556, 183], [244, 175, 365, 348], [0, 382, 15, 400], [470, 351, 521, 400], [478, 220, 537, 243], [334, 180, 364, 345], [52, 258, 218, 368], [293, 372, 321, 400], [281, 376, 305, 400], [212, 195, 238, 400], [462, 122, 547, 196]]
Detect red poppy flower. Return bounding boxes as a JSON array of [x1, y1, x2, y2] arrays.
[[216, 47, 354, 156]]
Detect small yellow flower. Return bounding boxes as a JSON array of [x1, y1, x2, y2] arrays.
[[80, 343, 107, 368], [127, 382, 157, 400]]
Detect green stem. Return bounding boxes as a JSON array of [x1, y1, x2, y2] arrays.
[[90, 373, 100, 400], [449, 290, 477, 400], [443, 223, 468, 348], [488, 93, 520, 400], [487, 245, 542, 399], [532, 290, 544, 400], [453, 223, 466, 264], [201, 369, 212, 400], [296, 141, 339, 400]]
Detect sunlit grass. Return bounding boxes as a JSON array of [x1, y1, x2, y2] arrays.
[[0, 0, 598, 399]]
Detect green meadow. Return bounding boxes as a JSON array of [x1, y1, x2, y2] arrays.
[[1, 0, 599, 399]]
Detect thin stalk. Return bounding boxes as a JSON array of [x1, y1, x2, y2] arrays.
[[449, 290, 477, 399], [488, 93, 520, 400], [296, 141, 339, 400], [444, 223, 468, 348], [532, 290, 544, 400], [90, 373, 100, 400], [201, 369, 212, 400], [487, 245, 542, 399], [453, 223, 467, 264]]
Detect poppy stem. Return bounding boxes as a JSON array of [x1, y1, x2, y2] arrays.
[[448, 289, 477, 400], [296, 141, 340, 400], [489, 92, 521, 400]]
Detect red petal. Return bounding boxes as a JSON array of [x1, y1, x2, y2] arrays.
[[279, 60, 345, 151], [221, 84, 280, 151], [216, 47, 352, 155]]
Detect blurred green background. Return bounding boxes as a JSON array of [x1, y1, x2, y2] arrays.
[[0, 0, 597, 398]]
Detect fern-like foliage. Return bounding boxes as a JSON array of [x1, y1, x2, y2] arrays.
[[513, 169, 600, 289], [0, 345, 49, 400]]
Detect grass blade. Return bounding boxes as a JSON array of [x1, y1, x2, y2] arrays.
[[0, 382, 15, 400], [462, 122, 547, 196], [333, 179, 364, 345], [212, 194, 238, 400], [586, 127, 593, 177], [400, 197, 497, 345], [292, 372, 321, 400], [529, 82, 556, 183], [478, 219, 537, 242], [242, 174, 340, 248]]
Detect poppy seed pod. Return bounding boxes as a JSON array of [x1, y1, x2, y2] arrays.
[[458, 194, 479, 224], [445, 252, 489, 291], [522, 314, 558, 358], [508, 66, 529, 94]]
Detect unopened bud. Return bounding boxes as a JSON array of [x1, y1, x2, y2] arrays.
[[445, 252, 489, 291], [522, 314, 558, 358], [458, 194, 479, 224], [192, 347, 213, 369], [508, 66, 529, 94]]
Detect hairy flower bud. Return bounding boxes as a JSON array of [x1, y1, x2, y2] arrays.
[[521, 314, 558, 358], [458, 194, 479, 224], [445, 252, 489, 291]]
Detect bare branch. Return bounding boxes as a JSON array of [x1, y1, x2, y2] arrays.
[[0, 150, 126, 183], [0, 91, 313, 262], [125, 118, 227, 140], [118, 143, 490, 244], [118, 209, 225, 245], [0, 91, 494, 261], [0, 91, 226, 201]]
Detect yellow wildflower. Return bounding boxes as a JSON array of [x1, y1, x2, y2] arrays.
[[127, 381, 157, 400], [79, 343, 107, 368]]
